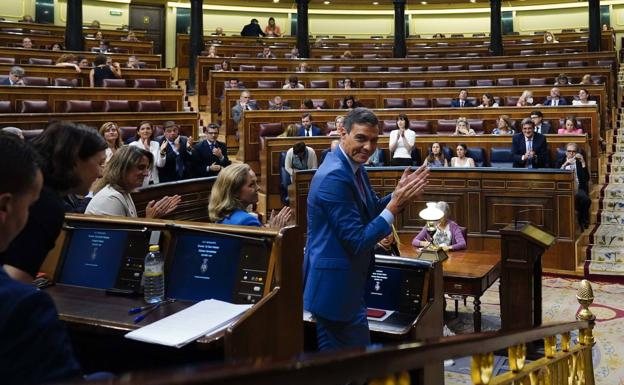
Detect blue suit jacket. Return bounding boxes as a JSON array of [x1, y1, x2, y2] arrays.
[[297, 125, 322, 137], [303, 149, 392, 322], [511, 132, 549, 168], [543, 98, 568, 106]]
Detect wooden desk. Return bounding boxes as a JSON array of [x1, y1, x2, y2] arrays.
[[442, 250, 500, 333]]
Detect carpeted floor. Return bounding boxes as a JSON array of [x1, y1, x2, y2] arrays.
[[444, 277, 624, 385]]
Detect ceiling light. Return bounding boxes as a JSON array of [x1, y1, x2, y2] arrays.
[[421, 1, 427, 4], [470, 0, 476, 2], [323, 0, 330, 4], [273, 0, 279, 3], [372, 1, 379, 4]]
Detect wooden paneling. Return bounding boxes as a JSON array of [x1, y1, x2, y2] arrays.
[[0, 32, 154, 54], [0, 47, 161, 68]]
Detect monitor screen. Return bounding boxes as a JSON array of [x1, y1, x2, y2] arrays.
[[365, 266, 403, 311], [58, 228, 127, 289], [167, 233, 241, 302]]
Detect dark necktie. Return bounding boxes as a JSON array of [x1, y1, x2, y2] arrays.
[[355, 168, 366, 202]]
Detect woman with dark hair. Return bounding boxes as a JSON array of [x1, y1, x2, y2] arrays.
[[0, 121, 107, 283], [423, 142, 448, 168], [89, 53, 121, 87], [264, 17, 282, 37], [341, 95, 359, 109], [86, 146, 180, 218], [450, 143, 475, 168], [128, 121, 166, 186], [389, 113, 415, 166], [208, 163, 291, 228], [478, 93, 498, 108]]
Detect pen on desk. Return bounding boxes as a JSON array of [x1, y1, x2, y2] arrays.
[[133, 299, 176, 323], [128, 298, 175, 314]]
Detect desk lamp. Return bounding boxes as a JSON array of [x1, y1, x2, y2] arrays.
[[417, 202, 448, 262]]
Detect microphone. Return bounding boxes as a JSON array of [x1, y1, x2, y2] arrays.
[[514, 208, 554, 229]]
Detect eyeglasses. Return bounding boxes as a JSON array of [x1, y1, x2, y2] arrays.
[[566, 150, 576, 153]]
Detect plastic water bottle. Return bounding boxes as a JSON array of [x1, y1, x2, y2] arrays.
[[143, 245, 165, 304]]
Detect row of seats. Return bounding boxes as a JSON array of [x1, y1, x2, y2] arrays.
[[216, 59, 612, 73], [0, 100, 166, 113], [0, 75, 159, 88]]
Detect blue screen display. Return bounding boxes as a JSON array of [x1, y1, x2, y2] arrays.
[[365, 266, 403, 311], [59, 229, 126, 289], [166, 233, 241, 302]]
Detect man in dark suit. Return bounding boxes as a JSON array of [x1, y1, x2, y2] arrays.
[[530, 110, 552, 134], [451, 89, 474, 108], [511, 118, 549, 168], [303, 107, 428, 351], [558, 142, 591, 228], [257, 47, 276, 59], [192, 123, 231, 177], [0, 132, 82, 384], [240, 18, 266, 37], [231, 90, 258, 125], [269, 96, 290, 110], [157, 121, 193, 183], [297, 113, 322, 137], [1, 66, 25, 86], [543, 87, 568, 106]]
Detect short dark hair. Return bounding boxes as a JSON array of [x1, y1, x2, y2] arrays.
[[251, 18, 259, 23], [344, 107, 379, 134], [0, 132, 40, 195], [302, 99, 314, 109], [301, 112, 312, 120], [293, 141, 306, 155], [288, 75, 298, 83], [135, 121, 153, 141], [521, 117, 535, 128], [205, 123, 220, 132], [397, 113, 410, 129], [94, 54, 107, 66], [530, 110, 543, 118], [456, 143, 468, 151], [32, 121, 107, 191]]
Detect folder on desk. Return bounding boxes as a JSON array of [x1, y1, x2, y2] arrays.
[[124, 299, 252, 348]]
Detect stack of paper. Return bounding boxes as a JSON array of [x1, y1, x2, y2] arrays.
[[125, 299, 252, 348]]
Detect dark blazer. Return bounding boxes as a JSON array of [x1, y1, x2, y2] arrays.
[[451, 99, 475, 107], [303, 149, 392, 322], [241, 23, 266, 37], [534, 121, 552, 135], [191, 140, 231, 177], [157, 136, 193, 183], [556, 158, 589, 193], [231, 102, 258, 124], [0, 77, 11, 85], [511, 132, 549, 168], [297, 125, 322, 137], [543, 97, 568, 106]]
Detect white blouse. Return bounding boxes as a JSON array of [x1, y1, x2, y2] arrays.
[[389, 129, 416, 159], [572, 100, 596, 106], [129, 140, 166, 186]]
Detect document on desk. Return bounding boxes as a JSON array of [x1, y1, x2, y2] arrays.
[[124, 299, 252, 348]]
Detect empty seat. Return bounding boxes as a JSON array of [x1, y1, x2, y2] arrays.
[[119, 127, 137, 142], [436, 119, 456, 133], [410, 120, 431, 135], [259, 123, 284, 147], [261, 66, 278, 72], [310, 80, 329, 88], [505, 96, 519, 106], [135, 100, 162, 112], [0, 101, 12, 113], [542, 62, 559, 68], [410, 147, 422, 165], [22, 77, 48, 86], [408, 80, 426, 87], [239, 65, 256, 71], [385, 81, 404, 88], [454, 79, 472, 87], [102, 78, 127, 87], [447, 65, 464, 71], [233, 53, 250, 58], [468, 119, 484, 134], [53, 78, 78, 87], [497, 78, 514, 86], [362, 54, 378, 59], [320, 55, 334, 59], [408, 66, 424, 72], [567, 60, 586, 67], [133, 79, 157, 88], [409, 98, 429, 108], [19, 100, 49, 113], [434, 98, 452, 108], [431, 79, 449, 87], [424, 53, 439, 59], [591, 75, 604, 84], [529, 78, 547, 85], [468, 64, 485, 71], [257, 80, 278, 88], [367, 66, 383, 72], [318, 66, 335, 72], [597, 60, 614, 68], [362, 80, 381, 88], [427, 65, 443, 72], [512, 62, 528, 69], [339, 66, 355, 72], [490, 147, 513, 168], [491, 63, 508, 70], [545, 50, 561, 55], [0, 57, 15, 64], [27, 58, 53, 65], [388, 67, 405, 72], [384, 98, 406, 109], [382, 120, 397, 133], [475, 79, 494, 86], [103, 100, 130, 112], [520, 50, 536, 55], [312, 99, 328, 109], [451, 33, 464, 37], [64, 100, 93, 113]]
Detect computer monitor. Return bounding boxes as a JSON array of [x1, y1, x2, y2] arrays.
[[57, 225, 151, 291], [167, 229, 272, 304]]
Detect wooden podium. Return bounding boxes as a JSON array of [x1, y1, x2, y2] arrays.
[[499, 222, 555, 331]]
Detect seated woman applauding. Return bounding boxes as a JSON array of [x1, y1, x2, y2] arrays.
[[454, 117, 476, 136], [389, 113, 416, 166], [450, 143, 475, 168], [412, 201, 466, 252], [558, 116, 583, 135], [423, 142, 448, 168], [86, 146, 181, 218], [209, 164, 291, 228]]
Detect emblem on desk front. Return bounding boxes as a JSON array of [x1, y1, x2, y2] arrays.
[[91, 248, 98, 261], [200, 258, 208, 274], [375, 281, 381, 291]]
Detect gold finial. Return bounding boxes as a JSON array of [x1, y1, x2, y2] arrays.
[[576, 279, 595, 322]]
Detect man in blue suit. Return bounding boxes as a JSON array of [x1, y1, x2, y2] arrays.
[[450, 89, 475, 108], [511, 118, 549, 168], [543, 87, 568, 106], [297, 113, 322, 137], [303, 108, 429, 351]]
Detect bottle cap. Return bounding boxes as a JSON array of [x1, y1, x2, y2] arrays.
[[149, 245, 160, 252]]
